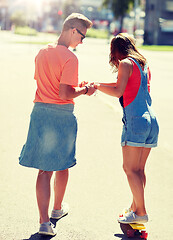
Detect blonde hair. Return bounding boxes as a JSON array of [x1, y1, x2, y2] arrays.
[[63, 13, 93, 31]]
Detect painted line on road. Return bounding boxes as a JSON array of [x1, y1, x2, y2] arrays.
[[95, 92, 122, 114]]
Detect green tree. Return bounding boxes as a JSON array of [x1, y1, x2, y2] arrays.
[[63, 0, 80, 19], [103, 0, 134, 32], [10, 11, 27, 27]]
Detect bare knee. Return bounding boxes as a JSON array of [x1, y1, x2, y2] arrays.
[[38, 170, 53, 179], [123, 164, 138, 176], [123, 163, 131, 175], [139, 168, 145, 175], [55, 169, 68, 176], [139, 169, 146, 183]]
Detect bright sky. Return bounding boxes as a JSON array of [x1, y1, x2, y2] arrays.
[[13, 0, 45, 7], [24, 0, 42, 6], [13, 0, 44, 12]]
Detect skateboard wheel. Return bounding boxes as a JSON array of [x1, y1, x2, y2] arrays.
[[141, 231, 148, 239], [127, 229, 135, 238]]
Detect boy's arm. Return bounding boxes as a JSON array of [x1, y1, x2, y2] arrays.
[[59, 83, 95, 100]]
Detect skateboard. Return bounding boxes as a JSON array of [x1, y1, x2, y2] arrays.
[[120, 223, 148, 239]]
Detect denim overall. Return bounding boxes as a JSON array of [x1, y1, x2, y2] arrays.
[[121, 58, 159, 147]]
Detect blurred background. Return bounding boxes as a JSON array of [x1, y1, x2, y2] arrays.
[[0, 0, 173, 46], [0, 2, 173, 240]]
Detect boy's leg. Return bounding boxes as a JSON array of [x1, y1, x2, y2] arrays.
[[36, 170, 53, 224], [53, 169, 69, 210]]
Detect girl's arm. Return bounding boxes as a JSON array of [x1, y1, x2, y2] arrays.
[[96, 82, 117, 87], [95, 59, 132, 98]]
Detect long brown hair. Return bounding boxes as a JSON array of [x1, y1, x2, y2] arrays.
[[109, 33, 146, 72]]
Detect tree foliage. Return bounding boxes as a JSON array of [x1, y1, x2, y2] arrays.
[[10, 11, 27, 27], [103, 0, 134, 32], [103, 0, 134, 18], [63, 0, 80, 19]]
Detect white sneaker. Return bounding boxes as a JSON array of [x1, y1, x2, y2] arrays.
[[118, 211, 148, 224], [51, 202, 69, 219], [39, 222, 57, 236], [119, 207, 132, 217]]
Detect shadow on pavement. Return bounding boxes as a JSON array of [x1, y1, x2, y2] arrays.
[[22, 217, 67, 240], [114, 233, 142, 240], [115, 224, 142, 239], [22, 232, 55, 240], [114, 233, 128, 239]]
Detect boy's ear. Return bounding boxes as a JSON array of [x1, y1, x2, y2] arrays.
[[71, 28, 76, 34]]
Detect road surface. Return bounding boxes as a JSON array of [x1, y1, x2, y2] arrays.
[[0, 31, 173, 240]]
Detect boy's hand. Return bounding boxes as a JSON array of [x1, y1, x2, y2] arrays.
[[79, 81, 88, 87], [85, 83, 96, 96]]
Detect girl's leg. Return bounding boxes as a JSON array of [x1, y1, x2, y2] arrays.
[[122, 146, 151, 216], [130, 198, 136, 212], [139, 147, 151, 188], [130, 147, 151, 213], [36, 170, 53, 224], [53, 169, 69, 210]]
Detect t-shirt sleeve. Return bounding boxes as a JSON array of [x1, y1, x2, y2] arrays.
[[34, 56, 37, 80], [60, 56, 78, 87]]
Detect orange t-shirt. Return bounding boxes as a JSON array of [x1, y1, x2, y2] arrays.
[[34, 44, 78, 104]]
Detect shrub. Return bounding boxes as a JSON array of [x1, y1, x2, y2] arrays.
[[15, 26, 37, 36], [86, 28, 108, 39]]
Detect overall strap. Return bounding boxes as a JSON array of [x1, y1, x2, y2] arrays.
[[127, 57, 148, 92], [128, 57, 147, 74]]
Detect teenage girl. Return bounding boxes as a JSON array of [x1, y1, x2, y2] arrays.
[[94, 33, 159, 224]]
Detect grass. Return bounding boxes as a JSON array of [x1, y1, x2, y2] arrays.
[[139, 45, 173, 51], [12, 28, 173, 51], [15, 41, 52, 45], [86, 28, 108, 39], [13, 28, 109, 45], [15, 26, 37, 36]]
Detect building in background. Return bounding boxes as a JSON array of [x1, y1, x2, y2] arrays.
[[0, 0, 111, 32], [144, 0, 173, 45], [80, 0, 113, 30], [1, 0, 173, 45], [0, 0, 9, 30], [40, 0, 110, 32]]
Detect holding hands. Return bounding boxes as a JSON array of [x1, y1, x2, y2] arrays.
[[79, 81, 97, 96]]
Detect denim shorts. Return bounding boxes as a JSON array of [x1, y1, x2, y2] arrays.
[[121, 112, 159, 148], [19, 102, 77, 171]]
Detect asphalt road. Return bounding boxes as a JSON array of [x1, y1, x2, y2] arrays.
[[0, 31, 173, 240]]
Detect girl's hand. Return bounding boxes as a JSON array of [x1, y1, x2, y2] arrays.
[[85, 84, 96, 96], [93, 83, 100, 89]]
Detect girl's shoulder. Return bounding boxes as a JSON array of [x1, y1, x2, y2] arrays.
[[120, 58, 133, 66], [119, 58, 133, 72]]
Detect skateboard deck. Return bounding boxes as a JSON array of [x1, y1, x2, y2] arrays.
[[120, 223, 148, 239]]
